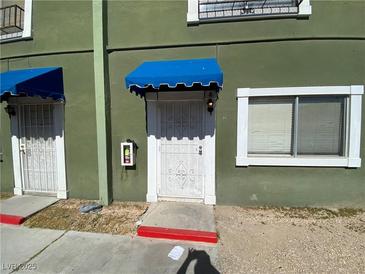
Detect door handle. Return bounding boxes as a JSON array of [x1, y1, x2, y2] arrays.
[[198, 146, 202, 155]]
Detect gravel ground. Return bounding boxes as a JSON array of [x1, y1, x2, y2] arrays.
[[0, 192, 13, 200], [24, 199, 148, 235], [215, 206, 365, 274]]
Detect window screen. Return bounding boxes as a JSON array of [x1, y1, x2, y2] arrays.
[[248, 97, 294, 154], [297, 96, 345, 156]]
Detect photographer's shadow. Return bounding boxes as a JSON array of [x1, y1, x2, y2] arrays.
[[177, 248, 220, 274]]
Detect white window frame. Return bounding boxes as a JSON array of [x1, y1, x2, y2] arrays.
[[0, 0, 32, 42], [187, 0, 311, 24], [236, 85, 363, 168]]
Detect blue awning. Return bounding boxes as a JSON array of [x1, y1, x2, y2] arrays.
[[0, 67, 64, 101], [125, 58, 223, 95]]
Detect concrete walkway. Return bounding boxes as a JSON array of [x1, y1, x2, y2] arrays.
[[137, 202, 217, 243], [0, 195, 59, 217], [141, 202, 216, 231], [0, 195, 58, 224], [0, 224, 219, 274]]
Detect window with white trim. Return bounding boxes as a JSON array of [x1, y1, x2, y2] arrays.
[[236, 86, 363, 167], [0, 0, 32, 42], [187, 0, 311, 24]]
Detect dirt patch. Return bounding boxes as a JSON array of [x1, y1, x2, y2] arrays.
[[273, 206, 364, 219], [216, 206, 365, 274], [0, 192, 13, 200], [24, 199, 148, 235]]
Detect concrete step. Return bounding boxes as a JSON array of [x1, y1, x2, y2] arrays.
[[137, 202, 217, 243], [0, 195, 58, 225], [0, 214, 25, 225], [137, 225, 218, 243]]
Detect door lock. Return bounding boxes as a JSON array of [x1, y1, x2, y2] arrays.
[[20, 144, 26, 154]]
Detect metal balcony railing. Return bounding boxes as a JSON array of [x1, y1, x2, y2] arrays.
[[199, 0, 302, 20], [0, 4, 24, 35]]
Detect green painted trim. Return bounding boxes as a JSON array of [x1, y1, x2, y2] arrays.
[[93, 0, 112, 205], [2, 36, 365, 60], [0, 36, 33, 45], [0, 49, 93, 61], [106, 36, 365, 53]]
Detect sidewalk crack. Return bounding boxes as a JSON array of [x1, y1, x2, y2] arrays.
[[10, 230, 68, 273]]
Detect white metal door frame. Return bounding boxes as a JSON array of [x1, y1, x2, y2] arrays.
[[9, 97, 67, 199], [146, 91, 217, 205]]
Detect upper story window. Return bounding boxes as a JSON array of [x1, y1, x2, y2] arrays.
[[0, 0, 32, 42], [187, 0, 311, 24]]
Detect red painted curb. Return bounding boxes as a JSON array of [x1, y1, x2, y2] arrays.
[[137, 225, 218, 243], [0, 214, 25, 225]]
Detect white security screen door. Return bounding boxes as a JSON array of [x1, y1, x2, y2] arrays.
[[158, 101, 205, 199], [18, 103, 58, 194]]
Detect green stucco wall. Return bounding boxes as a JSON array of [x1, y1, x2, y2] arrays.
[[1, 0, 364, 207], [0, 103, 14, 193], [109, 46, 218, 201], [106, 0, 364, 49], [1, 0, 93, 57], [1, 1, 98, 199], [109, 41, 365, 207], [216, 40, 365, 207], [0, 54, 99, 199]]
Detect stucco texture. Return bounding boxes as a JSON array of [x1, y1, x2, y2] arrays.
[[110, 41, 365, 207], [0, 54, 99, 199], [105, 0, 365, 207], [0, 0, 364, 207]]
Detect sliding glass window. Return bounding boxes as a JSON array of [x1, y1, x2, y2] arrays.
[[248, 95, 347, 157]]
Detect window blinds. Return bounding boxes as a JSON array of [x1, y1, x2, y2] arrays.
[[248, 97, 294, 154], [297, 96, 344, 155], [247, 95, 346, 156]]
